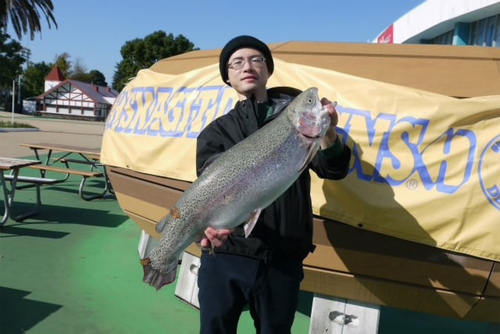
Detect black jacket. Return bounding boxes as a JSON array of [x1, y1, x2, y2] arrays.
[[196, 87, 351, 263]]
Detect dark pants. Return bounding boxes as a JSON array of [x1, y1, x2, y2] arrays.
[[197, 252, 304, 334]]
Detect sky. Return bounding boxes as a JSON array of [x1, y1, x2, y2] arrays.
[[8, 0, 425, 86]]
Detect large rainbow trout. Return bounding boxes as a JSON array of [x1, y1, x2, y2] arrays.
[[142, 87, 332, 290]]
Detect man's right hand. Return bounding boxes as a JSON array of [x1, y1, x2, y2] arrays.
[[200, 227, 233, 249]]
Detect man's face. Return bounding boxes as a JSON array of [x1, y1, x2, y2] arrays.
[[226, 48, 269, 99]]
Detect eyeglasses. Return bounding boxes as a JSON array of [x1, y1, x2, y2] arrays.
[[227, 56, 266, 70]]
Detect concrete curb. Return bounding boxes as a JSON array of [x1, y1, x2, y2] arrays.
[[0, 128, 41, 133]]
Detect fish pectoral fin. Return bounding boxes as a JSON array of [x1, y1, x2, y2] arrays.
[[299, 143, 320, 172], [209, 244, 216, 257], [156, 207, 180, 233], [243, 209, 262, 238], [155, 216, 168, 233]]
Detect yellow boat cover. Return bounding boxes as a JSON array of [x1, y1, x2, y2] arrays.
[[101, 59, 500, 261]]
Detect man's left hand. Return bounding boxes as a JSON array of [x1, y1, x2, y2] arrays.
[[320, 97, 338, 149], [200, 227, 233, 249]]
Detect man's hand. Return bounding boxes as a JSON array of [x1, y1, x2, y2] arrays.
[[320, 97, 339, 149], [200, 227, 233, 249]]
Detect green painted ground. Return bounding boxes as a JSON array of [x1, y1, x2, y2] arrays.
[[0, 156, 312, 333], [0, 154, 496, 333]]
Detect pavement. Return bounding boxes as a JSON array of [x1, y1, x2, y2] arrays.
[[0, 111, 208, 333], [0, 111, 496, 334], [0, 111, 105, 158], [0, 112, 313, 334]]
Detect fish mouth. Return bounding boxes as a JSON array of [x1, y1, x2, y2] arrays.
[[298, 126, 324, 141], [300, 132, 321, 139]]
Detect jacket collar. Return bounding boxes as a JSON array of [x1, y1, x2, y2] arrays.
[[236, 86, 302, 122], [266, 86, 302, 121]]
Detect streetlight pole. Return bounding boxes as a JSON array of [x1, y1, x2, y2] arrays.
[[17, 74, 22, 105], [11, 78, 15, 123]]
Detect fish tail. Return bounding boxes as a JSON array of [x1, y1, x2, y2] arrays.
[[141, 258, 177, 291]]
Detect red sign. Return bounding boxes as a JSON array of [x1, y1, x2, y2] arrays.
[[378, 25, 394, 44]]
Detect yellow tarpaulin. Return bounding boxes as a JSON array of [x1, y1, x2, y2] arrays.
[[101, 58, 500, 261]]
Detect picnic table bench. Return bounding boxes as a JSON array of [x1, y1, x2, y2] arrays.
[[0, 157, 57, 226], [19, 143, 113, 200]]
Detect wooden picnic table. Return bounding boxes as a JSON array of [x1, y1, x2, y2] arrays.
[[0, 157, 43, 226], [19, 143, 113, 201], [19, 143, 101, 164]]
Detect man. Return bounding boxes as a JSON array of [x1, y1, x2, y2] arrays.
[[196, 35, 351, 334]]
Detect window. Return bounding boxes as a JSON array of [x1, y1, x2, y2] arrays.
[[477, 19, 487, 46], [486, 15, 496, 46], [495, 15, 500, 47], [429, 30, 453, 45], [469, 21, 477, 44]]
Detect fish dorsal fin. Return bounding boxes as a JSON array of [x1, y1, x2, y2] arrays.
[[198, 153, 221, 175], [244, 209, 262, 238]]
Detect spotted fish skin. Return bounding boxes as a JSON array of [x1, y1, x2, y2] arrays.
[[142, 87, 331, 290]]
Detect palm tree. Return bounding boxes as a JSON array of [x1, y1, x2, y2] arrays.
[[0, 0, 57, 40]]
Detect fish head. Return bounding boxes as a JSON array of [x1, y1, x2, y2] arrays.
[[287, 87, 331, 141]]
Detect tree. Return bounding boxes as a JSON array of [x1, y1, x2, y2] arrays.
[[0, 30, 25, 110], [88, 70, 107, 87], [53, 52, 71, 77], [22, 60, 50, 97], [0, 30, 25, 89], [21, 57, 109, 100], [113, 31, 198, 91], [0, 0, 57, 40], [70, 56, 90, 82]]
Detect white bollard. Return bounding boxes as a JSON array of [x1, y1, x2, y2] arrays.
[[309, 294, 380, 334], [137, 230, 158, 259], [175, 252, 201, 309]]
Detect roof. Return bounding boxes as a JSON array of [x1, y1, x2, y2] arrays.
[[45, 66, 66, 81], [38, 79, 119, 105], [149, 42, 500, 98], [75, 80, 119, 102], [382, 0, 500, 44]]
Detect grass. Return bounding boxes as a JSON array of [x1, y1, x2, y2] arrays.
[[0, 120, 37, 128]]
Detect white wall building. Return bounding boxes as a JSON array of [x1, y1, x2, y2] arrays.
[[38, 66, 118, 121], [374, 0, 500, 47]]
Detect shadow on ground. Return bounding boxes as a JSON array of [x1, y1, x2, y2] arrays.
[[0, 286, 63, 334], [7, 201, 127, 229]]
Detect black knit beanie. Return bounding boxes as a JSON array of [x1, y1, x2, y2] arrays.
[[219, 35, 274, 86]]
